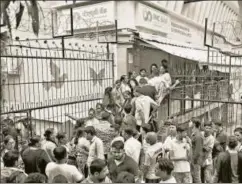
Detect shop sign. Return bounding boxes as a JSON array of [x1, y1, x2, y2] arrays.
[[58, 1, 115, 32], [74, 2, 115, 29], [136, 3, 171, 34]]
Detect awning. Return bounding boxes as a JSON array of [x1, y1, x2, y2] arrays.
[[140, 38, 208, 63]]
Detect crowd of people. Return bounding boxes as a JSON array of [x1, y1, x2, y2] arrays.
[[1, 60, 242, 183]]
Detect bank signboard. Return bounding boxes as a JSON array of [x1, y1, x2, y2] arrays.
[[136, 3, 171, 34]]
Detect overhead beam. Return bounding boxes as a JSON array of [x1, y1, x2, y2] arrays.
[[184, 0, 204, 4]]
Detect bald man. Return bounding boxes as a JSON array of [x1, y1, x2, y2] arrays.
[[142, 132, 164, 183]]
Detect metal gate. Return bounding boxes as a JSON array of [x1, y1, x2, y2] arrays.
[[0, 38, 114, 139], [166, 18, 242, 135], [167, 51, 242, 135]]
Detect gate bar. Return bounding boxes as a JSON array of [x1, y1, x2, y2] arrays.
[[170, 97, 242, 105], [0, 98, 102, 115]]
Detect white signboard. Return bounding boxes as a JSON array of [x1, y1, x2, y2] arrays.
[[169, 18, 203, 44], [72, 1, 115, 30], [136, 3, 171, 34], [55, 1, 116, 35]]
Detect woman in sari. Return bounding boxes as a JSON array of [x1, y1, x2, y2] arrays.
[[41, 128, 57, 162], [69, 128, 90, 177], [120, 75, 131, 95], [156, 60, 179, 104], [128, 78, 139, 98], [95, 103, 104, 120], [149, 63, 159, 79], [111, 80, 125, 114]]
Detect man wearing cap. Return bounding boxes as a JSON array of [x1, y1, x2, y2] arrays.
[[213, 136, 242, 183], [133, 86, 159, 131], [143, 132, 164, 183]]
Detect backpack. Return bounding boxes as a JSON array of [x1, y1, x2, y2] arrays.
[[1, 168, 27, 183]]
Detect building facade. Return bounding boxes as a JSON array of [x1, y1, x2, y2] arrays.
[[52, 0, 242, 124], [1, 1, 241, 135]]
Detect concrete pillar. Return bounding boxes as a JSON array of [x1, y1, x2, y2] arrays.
[[219, 4, 227, 23], [188, 3, 196, 19], [156, 1, 167, 8], [238, 0, 242, 42], [203, 1, 213, 22], [208, 1, 217, 22], [225, 11, 233, 38], [222, 7, 228, 23], [167, 1, 176, 11], [215, 3, 226, 33], [228, 13, 236, 40], [225, 9, 232, 23], [181, 3, 190, 17], [211, 1, 220, 23], [214, 1, 223, 23], [174, 1, 184, 14], [194, 2, 202, 22], [198, 2, 206, 24]]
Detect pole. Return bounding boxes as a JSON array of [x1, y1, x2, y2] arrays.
[[204, 18, 208, 46], [106, 43, 109, 60], [212, 22, 215, 47], [62, 37, 65, 58]]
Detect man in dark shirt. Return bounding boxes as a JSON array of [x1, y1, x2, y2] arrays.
[[139, 78, 157, 101], [21, 136, 51, 175], [213, 136, 242, 183], [191, 119, 203, 183], [213, 121, 228, 158], [212, 121, 228, 173], [107, 139, 139, 182]]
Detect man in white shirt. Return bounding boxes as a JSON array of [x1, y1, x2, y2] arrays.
[[169, 126, 192, 183], [45, 146, 84, 183], [143, 132, 164, 183], [85, 126, 105, 168], [123, 127, 141, 164], [133, 86, 159, 130], [201, 122, 215, 183], [163, 122, 177, 157]]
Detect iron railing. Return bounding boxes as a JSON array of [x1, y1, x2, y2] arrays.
[[0, 38, 114, 140]]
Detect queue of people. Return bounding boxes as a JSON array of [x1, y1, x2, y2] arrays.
[[1, 60, 242, 183]]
